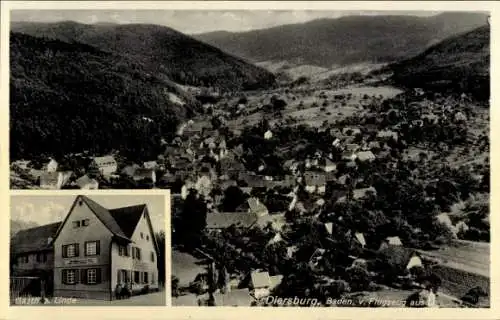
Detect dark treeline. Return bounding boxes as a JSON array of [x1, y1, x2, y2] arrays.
[[10, 32, 190, 162]]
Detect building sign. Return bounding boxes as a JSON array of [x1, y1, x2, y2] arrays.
[[64, 258, 98, 266]]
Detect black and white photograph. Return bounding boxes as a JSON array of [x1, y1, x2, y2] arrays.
[[10, 192, 167, 305], [7, 7, 490, 308]]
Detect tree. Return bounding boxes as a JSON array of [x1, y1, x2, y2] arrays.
[[179, 190, 207, 249], [222, 186, 247, 212], [155, 231, 166, 286], [345, 266, 371, 292]]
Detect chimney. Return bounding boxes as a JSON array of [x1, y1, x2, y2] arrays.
[[47, 237, 53, 245]]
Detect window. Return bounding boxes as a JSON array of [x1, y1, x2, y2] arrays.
[[118, 269, 129, 283], [151, 252, 155, 262], [80, 268, 101, 285], [143, 272, 148, 284], [73, 219, 89, 228], [87, 269, 97, 284], [119, 245, 129, 257], [62, 269, 78, 285], [35, 253, 47, 263], [140, 232, 144, 239], [85, 241, 100, 256], [151, 272, 155, 284], [62, 244, 79, 258], [146, 235, 149, 241], [134, 271, 140, 284], [132, 247, 141, 260], [19, 255, 29, 264]]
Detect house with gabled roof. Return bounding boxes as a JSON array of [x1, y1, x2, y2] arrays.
[[304, 171, 326, 194], [52, 196, 160, 300], [376, 130, 398, 141], [133, 168, 156, 185], [75, 175, 99, 190], [89, 156, 118, 176], [40, 171, 73, 190], [205, 212, 258, 231], [11, 222, 61, 277], [379, 236, 403, 251], [43, 158, 59, 173], [356, 151, 376, 162]]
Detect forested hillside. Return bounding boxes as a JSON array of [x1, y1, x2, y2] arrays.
[[195, 12, 488, 67], [389, 25, 490, 101], [11, 21, 276, 91], [10, 32, 190, 161]]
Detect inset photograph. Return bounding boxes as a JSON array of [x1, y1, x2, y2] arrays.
[[10, 192, 167, 306]]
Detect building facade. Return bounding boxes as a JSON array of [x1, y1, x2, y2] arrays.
[[51, 196, 160, 300]]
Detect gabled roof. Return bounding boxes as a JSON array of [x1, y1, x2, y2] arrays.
[[251, 271, 271, 288], [353, 187, 377, 199], [92, 155, 117, 166], [11, 222, 61, 255], [385, 236, 403, 246], [121, 164, 140, 176], [53, 196, 150, 244], [379, 246, 418, 272], [356, 151, 376, 161], [109, 204, 147, 239], [75, 175, 98, 188], [206, 212, 258, 229], [80, 196, 130, 240], [304, 171, 326, 186], [134, 168, 155, 178], [247, 197, 268, 215]]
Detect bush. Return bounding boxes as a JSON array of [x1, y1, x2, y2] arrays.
[[345, 266, 371, 292]]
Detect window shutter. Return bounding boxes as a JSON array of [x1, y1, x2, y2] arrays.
[[75, 244, 80, 257], [96, 241, 101, 255], [62, 245, 67, 258], [96, 268, 102, 284], [81, 268, 87, 285], [62, 270, 67, 285], [75, 269, 80, 284], [117, 270, 122, 283]]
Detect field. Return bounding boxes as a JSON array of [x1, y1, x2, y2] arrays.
[[417, 240, 490, 307], [419, 241, 489, 278], [226, 85, 403, 129]]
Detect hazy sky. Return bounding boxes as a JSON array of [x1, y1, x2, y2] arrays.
[[10, 194, 166, 232], [10, 10, 443, 34]]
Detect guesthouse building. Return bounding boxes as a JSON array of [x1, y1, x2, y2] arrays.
[[52, 196, 160, 300]]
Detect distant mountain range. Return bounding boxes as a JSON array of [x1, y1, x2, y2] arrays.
[[194, 12, 488, 68], [389, 25, 490, 101], [10, 21, 276, 91]]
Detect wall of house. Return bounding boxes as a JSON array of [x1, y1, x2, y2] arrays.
[[53, 200, 113, 300], [12, 251, 54, 274], [110, 242, 134, 297], [132, 213, 159, 289], [46, 160, 58, 173], [91, 161, 117, 176], [110, 212, 159, 297]]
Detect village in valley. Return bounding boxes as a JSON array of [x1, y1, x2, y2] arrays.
[[11, 68, 490, 308], [9, 10, 490, 308]]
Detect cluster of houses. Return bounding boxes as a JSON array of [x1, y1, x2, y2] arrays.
[[11, 196, 161, 300]]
